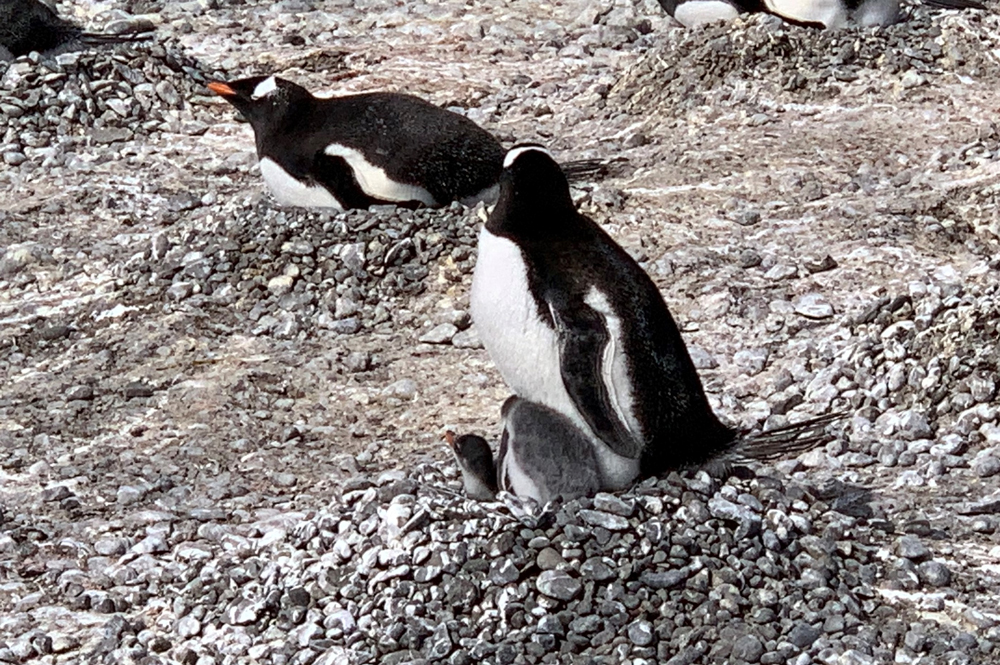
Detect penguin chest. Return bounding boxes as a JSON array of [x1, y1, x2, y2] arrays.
[[499, 447, 548, 505], [470, 228, 579, 420], [259, 157, 345, 209]]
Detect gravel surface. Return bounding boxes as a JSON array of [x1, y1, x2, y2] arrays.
[[3, 0, 1000, 663]]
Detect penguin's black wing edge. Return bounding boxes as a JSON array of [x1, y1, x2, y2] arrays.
[[311, 152, 384, 210], [548, 301, 644, 460]]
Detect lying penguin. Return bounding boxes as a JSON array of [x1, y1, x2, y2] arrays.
[[469, 144, 841, 493], [206, 75, 614, 211], [659, 0, 984, 29], [0, 0, 151, 60]]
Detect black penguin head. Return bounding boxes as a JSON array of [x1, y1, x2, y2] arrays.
[[488, 144, 577, 235], [446, 431, 498, 501], [499, 394, 521, 420], [207, 75, 312, 130]]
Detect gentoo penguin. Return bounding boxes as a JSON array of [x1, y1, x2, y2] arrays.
[[206, 75, 617, 211], [660, 0, 984, 28], [0, 0, 151, 60], [470, 144, 838, 486], [658, 0, 765, 29], [447, 397, 604, 504], [446, 430, 499, 502]]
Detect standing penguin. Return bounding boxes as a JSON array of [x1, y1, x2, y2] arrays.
[[0, 0, 150, 60], [207, 75, 617, 211], [470, 144, 836, 486], [447, 397, 605, 504]]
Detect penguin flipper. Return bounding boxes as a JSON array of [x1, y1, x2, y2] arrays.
[[311, 152, 387, 210], [549, 302, 644, 460]]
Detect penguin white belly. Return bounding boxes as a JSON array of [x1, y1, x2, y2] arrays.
[[324, 144, 437, 205], [764, 0, 847, 27], [260, 157, 344, 209], [501, 447, 547, 504], [673, 0, 740, 27], [471, 228, 640, 489]]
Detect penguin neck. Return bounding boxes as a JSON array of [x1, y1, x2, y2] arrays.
[[249, 93, 316, 158]]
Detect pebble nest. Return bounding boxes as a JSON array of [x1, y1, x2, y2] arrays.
[[612, 9, 1000, 114], [3, 0, 1000, 664]]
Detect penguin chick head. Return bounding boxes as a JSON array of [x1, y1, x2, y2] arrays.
[[445, 430, 498, 501], [207, 75, 310, 129], [490, 143, 576, 234]]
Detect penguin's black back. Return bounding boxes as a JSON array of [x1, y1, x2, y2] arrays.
[[0, 0, 80, 56], [489, 150, 736, 476]]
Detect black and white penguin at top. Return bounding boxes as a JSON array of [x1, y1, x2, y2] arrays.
[[207, 75, 614, 212], [659, 0, 983, 29], [470, 144, 837, 489], [447, 397, 604, 505], [0, 0, 151, 60]]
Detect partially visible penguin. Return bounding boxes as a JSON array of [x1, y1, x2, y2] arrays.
[[206, 75, 617, 211], [447, 397, 604, 505], [658, 0, 983, 28], [470, 144, 838, 487], [657, 0, 764, 29], [0, 0, 151, 60]]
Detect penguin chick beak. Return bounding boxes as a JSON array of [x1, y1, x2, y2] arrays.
[[207, 81, 236, 97], [444, 430, 456, 448]]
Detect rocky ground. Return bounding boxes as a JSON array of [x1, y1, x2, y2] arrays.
[[3, 0, 1000, 663]]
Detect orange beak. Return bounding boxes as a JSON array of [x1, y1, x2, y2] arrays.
[[444, 430, 456, 448], [207, 81, 236, 96]]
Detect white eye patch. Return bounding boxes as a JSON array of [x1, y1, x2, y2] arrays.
[[251, 76, 278, 100], [503, 144, 553, 168]]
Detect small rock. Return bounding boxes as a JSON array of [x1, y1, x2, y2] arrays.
[[627, 620, 654, 647], [41, 485, 72, 502], [917, 561, 952, 587], [787, 622, 822, 649], [65, 384, 94, 401], [578, 509, 629, 531], [124, 381, 154, 399], [731, 634, 765, 662], [382, 379, 418, 400], [804, 255, 837, 273], [536, 548, 567, 570], [344, 351, 372, 372], [268, 275, 295, 296], [536, 570, 582, 601], [418, 323, 458, 344], [793, 293, 834, 319], [897, 535, 930, 562]]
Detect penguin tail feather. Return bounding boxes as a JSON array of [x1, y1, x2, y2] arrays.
[[921, 0, 986, 9], [80, 31, 155, 46], [732, 411, 847, 462], [561, 157, 629, 183]]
